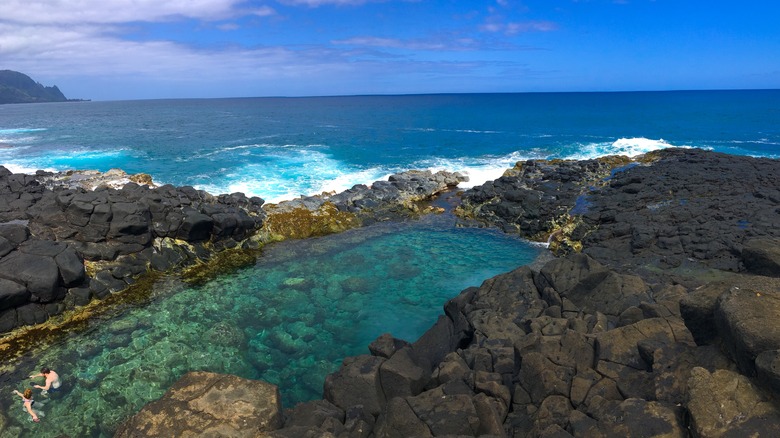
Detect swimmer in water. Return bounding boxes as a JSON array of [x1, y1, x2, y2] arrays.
[[30, 367, 61, 394], [12, 388, 40, 422]]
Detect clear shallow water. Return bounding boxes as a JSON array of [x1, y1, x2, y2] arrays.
[[1, 91, 778, 203], [0, 215, 540, 437]]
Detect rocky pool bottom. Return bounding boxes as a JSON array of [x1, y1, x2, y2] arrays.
[[0, 213, 540, 437]]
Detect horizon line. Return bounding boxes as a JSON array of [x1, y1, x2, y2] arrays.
[[29, 86, 780, 104]]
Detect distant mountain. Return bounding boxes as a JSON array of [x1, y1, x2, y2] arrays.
[[0, 70, 70, 104]]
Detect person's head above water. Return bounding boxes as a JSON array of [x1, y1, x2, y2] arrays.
[[23, 388, 32, 399], [40, 367, 50, 375]]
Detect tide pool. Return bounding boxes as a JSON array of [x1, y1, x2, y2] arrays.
[[0, 213, 540, 437]]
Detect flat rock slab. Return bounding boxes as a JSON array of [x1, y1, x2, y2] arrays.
[[114, 371, 282, 438]]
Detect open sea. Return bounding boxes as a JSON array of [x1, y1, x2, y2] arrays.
[[0, 90, 778, 437], [2, 90, 778, 203]]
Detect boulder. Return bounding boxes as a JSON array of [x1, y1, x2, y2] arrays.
[[368, 333, 410, 359], [538, 254, 651, 318], [177, 209, 214, 241], [0, 251, 60, 301], [54, 246, 86, 286], [379, 346, 430, 400], [373, 397, 432, 438], [714, 287, 780, 374], [742, 238, 780, 277], [687, 367, 780, 437], [323, 355, 385, 416], [114, 371, 283, 438], [0, 277, 29, 311]]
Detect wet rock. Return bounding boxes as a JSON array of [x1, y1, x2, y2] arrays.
[[114, 371, 283, 438]]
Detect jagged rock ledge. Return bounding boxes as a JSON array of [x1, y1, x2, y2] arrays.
[[0, 166, 466, 357], [117, 148, 780, 437]]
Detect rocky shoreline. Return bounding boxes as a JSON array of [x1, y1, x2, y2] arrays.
[[0, 166, 464, 358], [3, 148, 780, 437]]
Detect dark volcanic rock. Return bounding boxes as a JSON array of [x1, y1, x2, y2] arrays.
[[742, 238, 780, 277], [579, 149, 780, 280], [20, 150, 780, 437], [458, 156, 630, 239], [715, 287, 780, 375], [687, 367, 780, 438]]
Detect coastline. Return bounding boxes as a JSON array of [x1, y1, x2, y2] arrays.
[[0, 166, 467, 360], [3, 148, 780, 436], [119, 147, 780, 437]]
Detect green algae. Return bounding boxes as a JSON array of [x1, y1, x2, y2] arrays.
[[181, 247, 262, 286], [0, 271, 163, 366]]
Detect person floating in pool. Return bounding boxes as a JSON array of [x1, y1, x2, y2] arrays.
[[29, 367, 61, 395], [12, 388, 40, 423]]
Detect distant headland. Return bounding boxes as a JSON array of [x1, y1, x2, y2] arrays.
[[0, 69, 87, 104]]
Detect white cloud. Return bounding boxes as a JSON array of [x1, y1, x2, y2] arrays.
[[332, 36, 472, 51], [276, 0, 374, 6], [481, 20, 557, 35], [0, 0, 247, 24]]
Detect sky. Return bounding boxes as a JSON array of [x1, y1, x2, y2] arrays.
[[1, 0, 779, 100]]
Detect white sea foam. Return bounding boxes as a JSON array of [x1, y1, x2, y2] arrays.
[[0, 128, 46, 134], [414, 150, 538, 189], [563, 137, 687, 161], [194, 147, 393, 203]]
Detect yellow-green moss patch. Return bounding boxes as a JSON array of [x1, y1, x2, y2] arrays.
[[263, 202, 361, 241], [182, 247, 261, 286]]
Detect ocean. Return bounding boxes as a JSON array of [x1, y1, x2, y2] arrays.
[[2, 90, 778, 203], [0, 90, 778, 437]]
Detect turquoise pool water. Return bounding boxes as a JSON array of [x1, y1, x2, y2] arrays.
[[0, 214, 541, 437]]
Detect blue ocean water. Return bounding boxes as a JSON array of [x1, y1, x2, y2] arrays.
[[1, 90, 778, 203], [0, 90, 778, 436]]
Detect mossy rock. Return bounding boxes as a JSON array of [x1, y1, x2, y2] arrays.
[[596, 155, 633, 168], [263, 202, 360, 241], [181, 248, 259, 286], [547, 214, 586, 255]]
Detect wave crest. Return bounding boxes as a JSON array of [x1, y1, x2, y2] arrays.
[[563, 137, 686, 160]]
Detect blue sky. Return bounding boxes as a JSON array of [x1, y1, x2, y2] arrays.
[[1, 0, 778, 100]]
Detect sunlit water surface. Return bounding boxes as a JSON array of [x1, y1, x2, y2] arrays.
[[0, 214, 541, 437]]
